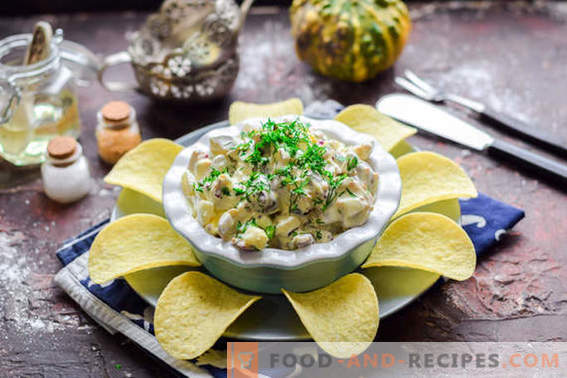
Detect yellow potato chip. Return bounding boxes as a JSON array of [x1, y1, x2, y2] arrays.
[[154, 272, 260, 360], [415, 198, 461, 223], [229, 98, 304, 125], [282, 273, 379, 358], [388, 139, 414, 159], [394, 151, 477, 218], [89, 214, 200, 284], [116, 188, 165, 217], [104, 139, 183, 203], [363, 267, 440, 300], [335, 104, 417, 151], [196, 349, 227, 368], [362, 212, 476, 281]]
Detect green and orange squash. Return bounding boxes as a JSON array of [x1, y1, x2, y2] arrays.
[[290, 0, 411, 82]]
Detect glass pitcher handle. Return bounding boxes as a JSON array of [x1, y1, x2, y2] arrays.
[[238, 0, 255, 30], [60, 39, 102, 87], [0, 79, 21, 125], [98, 51, 138, 92]]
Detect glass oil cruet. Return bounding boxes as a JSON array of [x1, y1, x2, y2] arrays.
[[0, 22, 99, 167]]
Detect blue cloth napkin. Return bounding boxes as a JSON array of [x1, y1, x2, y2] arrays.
[[54, 101, 524, 377]]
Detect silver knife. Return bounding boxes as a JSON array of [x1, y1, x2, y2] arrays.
[[376, 94, 567, 184]]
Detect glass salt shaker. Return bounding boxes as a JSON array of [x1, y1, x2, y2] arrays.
[[41, 136, 91, 203], [95, 101, 141, 165]]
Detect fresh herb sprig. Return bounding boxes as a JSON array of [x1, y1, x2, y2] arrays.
[[193, 167, 222, 193], [236, 218, 258, 235], [347, 156, 358, 171], [236, 218, 276, 240], [265, 224, 276, 239], [323, 172, 347, 211], [233, 172, 270, 201], [231, 119, 358, 212]]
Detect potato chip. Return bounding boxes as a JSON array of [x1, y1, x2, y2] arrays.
[[229, 98, 304, 125], [116, 188, 165, 217], [415, 198, 461, 222], [395, 151, 477, 218], [388, 139, 414, 159], [196, 349, 227, 368], [362, 212, 476, 281], [89, 214, 200, 284], [154, 272, 260, 360], [104, 139, 183, 203], [282, 273, 379, 358], [363, 267, 440, 300], [335, 104, 416, 152]]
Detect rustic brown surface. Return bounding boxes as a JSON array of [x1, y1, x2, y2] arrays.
[[1, 2, 567, 376]]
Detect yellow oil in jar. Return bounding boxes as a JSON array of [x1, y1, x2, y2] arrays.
[[0, 89, 80, 166]]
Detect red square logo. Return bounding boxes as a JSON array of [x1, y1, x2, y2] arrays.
[[227, 342, 259, 378]]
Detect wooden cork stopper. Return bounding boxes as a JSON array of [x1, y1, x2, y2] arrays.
[[47, 136, 77, 159], [101, 101, 131, 123]]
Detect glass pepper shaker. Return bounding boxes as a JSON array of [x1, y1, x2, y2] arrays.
[[41, 136, 91, 203], [95, 101, 141, 165]]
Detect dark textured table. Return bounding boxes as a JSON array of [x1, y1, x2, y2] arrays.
[[1, 2, 567, 376]]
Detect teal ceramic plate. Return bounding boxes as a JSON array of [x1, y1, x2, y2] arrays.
[[111, 121, 461, 341]]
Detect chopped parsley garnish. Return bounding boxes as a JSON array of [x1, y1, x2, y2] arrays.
[[234, 140, 253, 155], [236, 218, 258, 235], [230, 119, 360, 212], [315, 230, 322, 240], [289, 175, 310, 213], [297, 143, 327, 173], [347, 156, 358, 171], [221, 187, 231, 196], [345, 187, 357, 197], [193, 167, 222, 193], [323, 172, 347, 211], [265, 225, 276, 239], [241, 119, 310, 167], [237, 218, 276, 240], [193, 183, 204, 193], [234, 172, 270, 201]]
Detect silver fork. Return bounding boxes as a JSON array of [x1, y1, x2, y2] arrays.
[[395, 70, 567, 158]]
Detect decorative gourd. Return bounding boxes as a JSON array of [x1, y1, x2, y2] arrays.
[[290, 0, 411, 82]]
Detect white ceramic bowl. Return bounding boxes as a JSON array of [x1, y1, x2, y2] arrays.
[[163, 116, 401, 293]]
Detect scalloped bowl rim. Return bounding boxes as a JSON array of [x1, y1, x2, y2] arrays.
[[162, 115, 401, 269]]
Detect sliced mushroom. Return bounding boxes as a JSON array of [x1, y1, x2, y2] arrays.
[[256, 190, 278, 214], [292, 233, 315, 248], [353, 143, 372, 160], [275, 215, 301, 237]]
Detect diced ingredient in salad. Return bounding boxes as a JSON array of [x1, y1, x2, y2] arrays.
[[183, 119, 378, 250]]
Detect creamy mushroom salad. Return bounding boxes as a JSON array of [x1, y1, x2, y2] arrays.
[[182, 119, 379, 251]]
